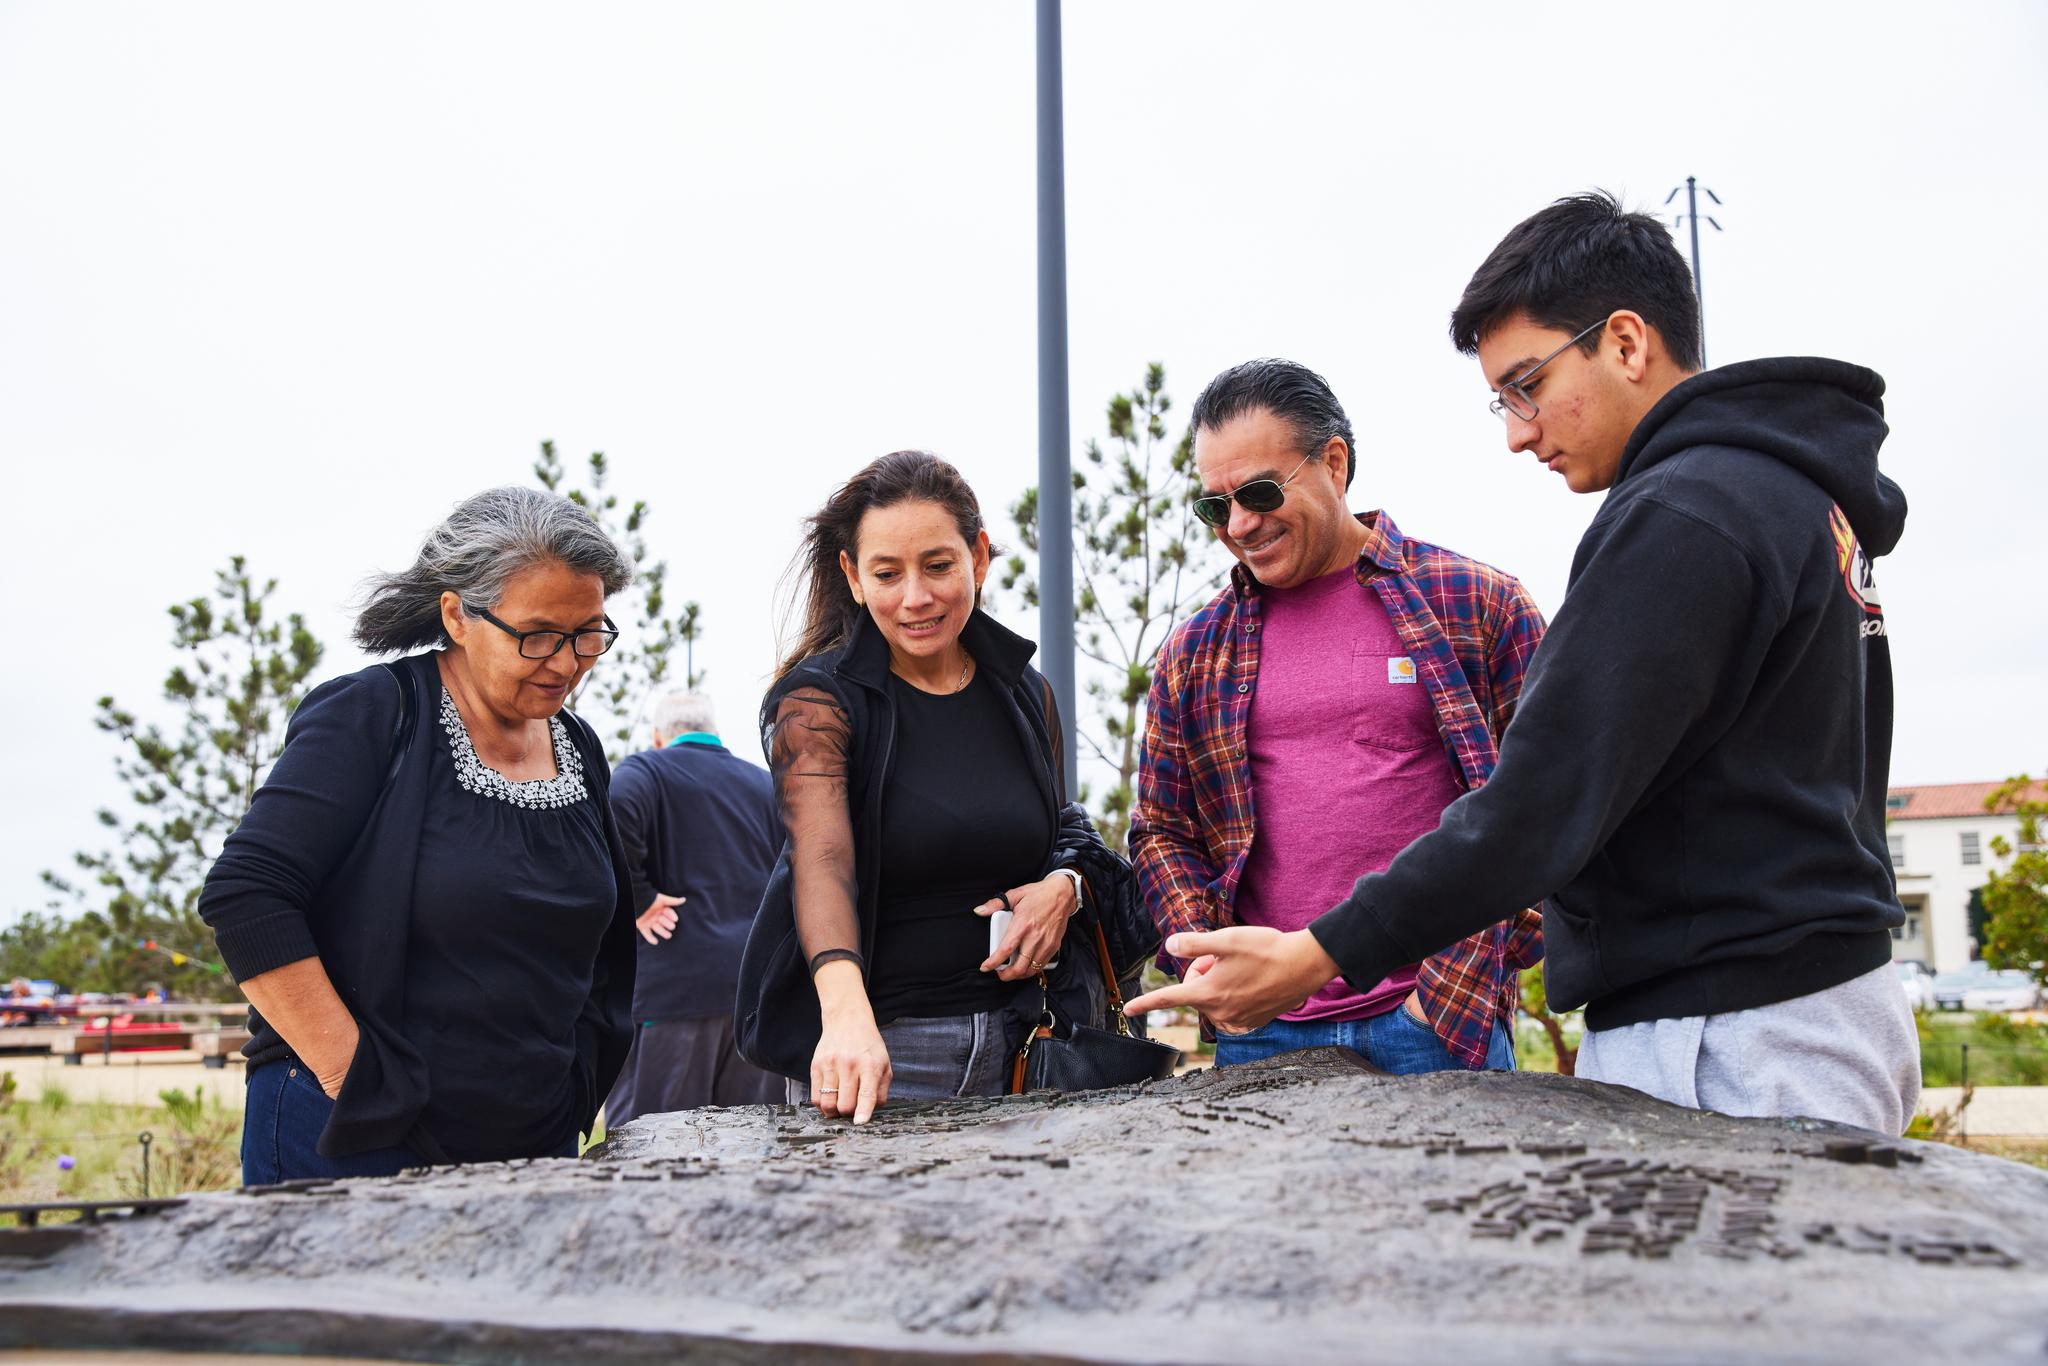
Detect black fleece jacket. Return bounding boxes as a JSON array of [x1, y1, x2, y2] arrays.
[[734, 610, 1132, 1082], [1310, 358, 1908, 1029]]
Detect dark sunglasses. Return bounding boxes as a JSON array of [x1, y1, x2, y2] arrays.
[[1192, 452, 1314, 529]]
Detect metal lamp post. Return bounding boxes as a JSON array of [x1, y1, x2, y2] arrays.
[[1036, 0, 1076, 792]]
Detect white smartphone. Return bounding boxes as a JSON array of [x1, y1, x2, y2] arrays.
[[988, 908, 1014, 966]]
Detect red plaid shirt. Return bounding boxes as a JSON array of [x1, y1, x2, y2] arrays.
[[1130, 510, 1546, 1068]]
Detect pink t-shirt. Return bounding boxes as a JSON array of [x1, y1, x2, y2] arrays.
[[1234, 564, 1468, 1021]]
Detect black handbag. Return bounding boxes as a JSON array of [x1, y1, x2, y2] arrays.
[[1013, 922, 1180, 1092]]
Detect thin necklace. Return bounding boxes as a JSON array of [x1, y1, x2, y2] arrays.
[[892, 651, 973, 695]]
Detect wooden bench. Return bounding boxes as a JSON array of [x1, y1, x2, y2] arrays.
[[0, 1026, 88, 1056], [52, 1025, 194, 1063]]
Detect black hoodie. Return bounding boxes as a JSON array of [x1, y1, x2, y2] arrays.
[[1310, 358, 1908, 1030]]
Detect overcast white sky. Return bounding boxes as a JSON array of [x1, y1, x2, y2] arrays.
[[3, 2, 2045, 922]]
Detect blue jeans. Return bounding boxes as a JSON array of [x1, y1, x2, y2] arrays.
[[880, 1009, 1026, 1099], [241, 1059, 425, 1186], [241, 1060, 577, 1185], [784, 1007, 1029, 1105], [1212, 1006, 1516, 1074]]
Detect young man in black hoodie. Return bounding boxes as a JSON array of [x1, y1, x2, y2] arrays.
[[1127, 192, 1921, 1133]]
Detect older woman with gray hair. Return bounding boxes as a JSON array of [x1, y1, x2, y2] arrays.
[[201, 487, 640, 1183]]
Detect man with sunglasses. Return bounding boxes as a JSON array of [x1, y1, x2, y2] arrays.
[[1127, 193, 1919, 1134], [1127, 358, 1545, 1076]]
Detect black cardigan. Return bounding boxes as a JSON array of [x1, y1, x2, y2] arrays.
[[735, 610, 1125, 1081], [199, 650, 638, 1158]]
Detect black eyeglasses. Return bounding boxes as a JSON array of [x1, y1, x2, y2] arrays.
[[466, 604, 619, 659], [1192, 452, 1315, 529], [1489, 317, 1609, 421]]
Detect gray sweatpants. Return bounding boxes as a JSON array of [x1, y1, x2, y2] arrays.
[[1576, 962, 1922, 1135]]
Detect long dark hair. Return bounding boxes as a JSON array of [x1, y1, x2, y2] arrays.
[[776, 450, 987, 680]]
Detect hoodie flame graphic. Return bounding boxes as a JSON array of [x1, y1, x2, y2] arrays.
[[1829, 504, 1884, 620]]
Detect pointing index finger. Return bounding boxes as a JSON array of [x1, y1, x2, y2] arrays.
[[1123, 979, 1202, 1017]]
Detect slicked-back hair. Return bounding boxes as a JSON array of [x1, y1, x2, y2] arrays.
[[1450, 190, 1704, 372], [354, 486, 634, 655], [1188, 359, 1357, 489]]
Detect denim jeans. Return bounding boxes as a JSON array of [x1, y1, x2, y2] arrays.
[[241, 1059, 578, 1186], [784, 1007, 1027, 1105], [241, 1059, 425, 1186], [1212, 1006, 1516, 1074]]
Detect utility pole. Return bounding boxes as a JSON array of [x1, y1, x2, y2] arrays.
[[1035, 0, 1076, 793], [1664, 177, 1722, 365]]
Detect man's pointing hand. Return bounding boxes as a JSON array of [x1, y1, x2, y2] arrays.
[[1122, 926, 1341, 1034]]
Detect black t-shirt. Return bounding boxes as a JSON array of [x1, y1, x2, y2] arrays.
[[867, 669, 1051, 1024], [404, 691, 615, 1162]]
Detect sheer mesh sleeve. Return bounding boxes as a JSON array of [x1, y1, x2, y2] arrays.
[[765, 685, 861, 968]]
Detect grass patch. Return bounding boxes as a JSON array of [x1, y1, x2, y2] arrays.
[[1917, 1013, 2048, 1087], [0, 1073, 239, 1210]]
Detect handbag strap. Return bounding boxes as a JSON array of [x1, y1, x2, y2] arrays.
[[1086, 919, 1138, 1039], [1069, 868, 1137, 1039], [376, 660, 417, 786], [1011, 973, 1055, 1094], [1012, 887, 1138, 1093]]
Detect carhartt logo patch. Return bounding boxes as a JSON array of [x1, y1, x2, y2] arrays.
[[1387, 657, 1417, 685]]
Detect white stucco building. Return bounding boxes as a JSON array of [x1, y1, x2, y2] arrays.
[[1885, 780, 2045, 971]]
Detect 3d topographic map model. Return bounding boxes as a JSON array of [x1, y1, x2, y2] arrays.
[[0, 1049, 2043, 1364]]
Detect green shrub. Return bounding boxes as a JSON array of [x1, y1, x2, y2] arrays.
[[156, 1087, 205, 1131]]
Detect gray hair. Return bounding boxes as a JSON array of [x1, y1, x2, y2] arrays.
[[649, 691, 717, 741], [354, 486, 635, 655]]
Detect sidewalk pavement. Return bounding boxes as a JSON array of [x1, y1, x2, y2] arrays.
[[0, 1051, 245, 1111], [1918, 1085, 2048, 1137]]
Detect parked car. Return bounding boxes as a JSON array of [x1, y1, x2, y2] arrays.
[[1961, 971, 2044, 1014], [1894, 961, 1936, 1011], [1932, 960, 1994, 1011]]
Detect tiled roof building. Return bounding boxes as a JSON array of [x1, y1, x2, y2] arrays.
[[1885, 779, 2048, 822], [1883, 778, 2042, 971]]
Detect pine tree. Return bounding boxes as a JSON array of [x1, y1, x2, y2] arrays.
[[1003, 365, 1228, 847], [532, 441, 702, 762], [39, 558, 322, 999]]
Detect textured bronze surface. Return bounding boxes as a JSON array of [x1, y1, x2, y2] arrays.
[[1, 1049, 2044, 1363]]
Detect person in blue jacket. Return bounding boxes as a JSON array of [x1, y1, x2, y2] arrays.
[[603, 690, 786, 1122], [201, 486, 640, 1181]]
